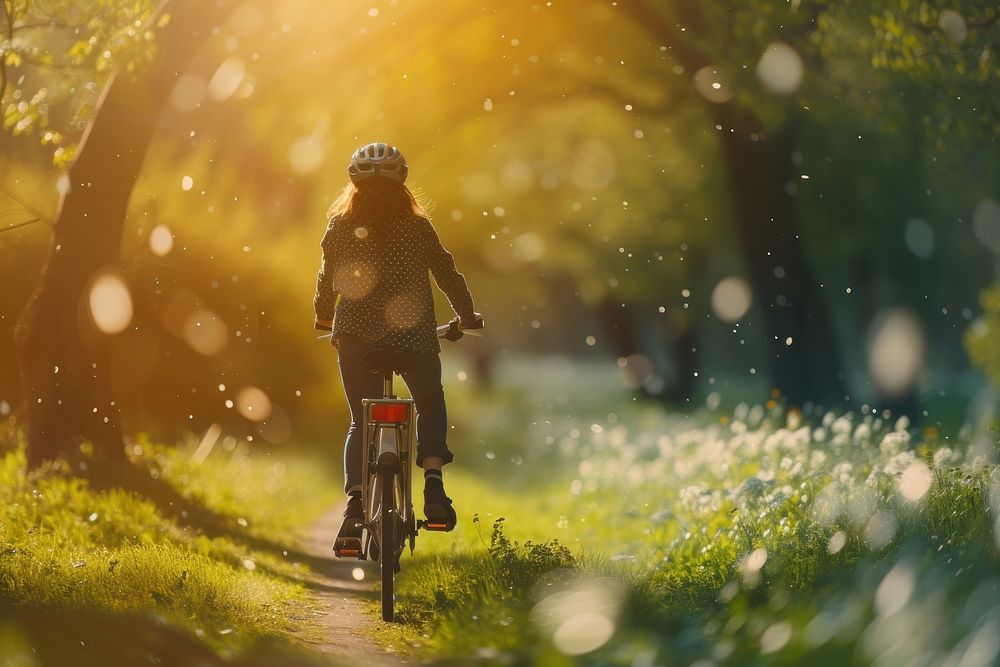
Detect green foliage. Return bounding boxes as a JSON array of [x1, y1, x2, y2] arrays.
[[0, 0, 158, 165], [483, 517, 575, 593], [967, 282, 1000, 392], [392, 516, 575, 646]]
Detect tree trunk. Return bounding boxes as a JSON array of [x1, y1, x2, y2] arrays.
[[13, 0, 238, 467], [663, 313, 697, 406], [619, 2, 845, 407], [596, 295, 697, 403], [715, 105, 845, 407]]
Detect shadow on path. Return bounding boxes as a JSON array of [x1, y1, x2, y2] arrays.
[[290, 505, 410, 666]]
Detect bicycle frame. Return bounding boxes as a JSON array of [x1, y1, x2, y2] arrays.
[[335, 318, 482, 621], [360, 385, 416, 566]]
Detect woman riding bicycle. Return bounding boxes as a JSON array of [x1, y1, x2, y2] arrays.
[[313, 142, 482, 547]]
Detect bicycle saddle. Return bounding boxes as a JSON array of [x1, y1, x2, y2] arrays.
[[363, 349, 414, 375]]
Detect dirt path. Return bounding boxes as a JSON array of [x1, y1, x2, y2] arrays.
[[293, 505, 410, 665]]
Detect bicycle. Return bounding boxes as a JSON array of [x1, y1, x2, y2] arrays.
[[331, 317, 482, 622]]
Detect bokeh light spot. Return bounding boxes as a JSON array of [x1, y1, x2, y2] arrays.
[[182, 308, 229, 356], [88, 272, 133, 335], [712, 276, 753, 322], [864, 510, 897, 550], [693, 66, 733, 103], [288, 135, 325, 174], [149, 224, 174, 256], [236, 386, 272, 422], [257, 405, 292, 444], [552, 613, 615, 655], [531, 578, 623, 656], [939, 10, 967, 44], [334, 262, 376, 299], [899, 461, 933, 502], [972, 198, 1000, 251], [868, 309, 924, 397], [55, 174, 71, 196], [761, 621, 793, 654], [757, 42, 804, 94], [208, 57, 246, 101], [512, 232, 545, 262], [875, 562, 915, 616], [745, 547, 768, 572], [904, 217, 934, 258]]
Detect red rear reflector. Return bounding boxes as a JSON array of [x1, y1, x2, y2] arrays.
[[371, 403, 407, 422]]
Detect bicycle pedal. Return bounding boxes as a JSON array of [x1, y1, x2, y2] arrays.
[[419, 519, 453, 532], [333, 537, 363, 559]]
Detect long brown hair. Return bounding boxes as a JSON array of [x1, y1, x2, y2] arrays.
[[326, 177, 427, 223]]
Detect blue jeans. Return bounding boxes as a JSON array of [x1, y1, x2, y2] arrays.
[[337, 333, 454, 493]]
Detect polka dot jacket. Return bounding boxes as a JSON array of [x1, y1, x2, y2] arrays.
[[313, 214, 476, 354]]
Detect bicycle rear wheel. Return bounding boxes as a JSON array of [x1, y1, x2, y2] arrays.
[[379, 469, 395, 622]]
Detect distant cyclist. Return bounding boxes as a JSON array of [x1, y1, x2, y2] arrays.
[[313, 142, 483, 547]]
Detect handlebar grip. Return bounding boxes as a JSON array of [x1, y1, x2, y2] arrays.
[[443, 320, 465, 341]]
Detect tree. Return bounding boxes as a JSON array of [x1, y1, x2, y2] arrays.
[[525, 0, 1000, 407], [13, 0, 238, 466]]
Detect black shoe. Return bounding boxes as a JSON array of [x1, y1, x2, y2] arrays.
[[423, 483, 457, 532], [333, 494, 364, 557]]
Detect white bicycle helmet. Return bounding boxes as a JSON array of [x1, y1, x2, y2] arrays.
[[348, 142, 408, 185]]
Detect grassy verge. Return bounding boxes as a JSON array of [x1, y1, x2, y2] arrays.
[[0, 430, 340, 665], [383, 361, 1000, 666]]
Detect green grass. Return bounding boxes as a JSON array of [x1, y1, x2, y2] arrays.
[[0, 430, 340, 662], [384, 361, 1000, 666], [6, 357, 994, 666]]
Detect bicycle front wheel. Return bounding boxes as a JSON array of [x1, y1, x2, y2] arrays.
[[379, 469, 395, 622]]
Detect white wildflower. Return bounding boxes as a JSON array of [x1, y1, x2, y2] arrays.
[[883, 450, 918, 476], [813, 482, 845, 524], [680, 485, 707, 510], [831, 462, 854, 485], [832, 415, 853, 434], [810, 450, 828, 471], [879, 430, 911, 457], [932, 447, 959, 468]]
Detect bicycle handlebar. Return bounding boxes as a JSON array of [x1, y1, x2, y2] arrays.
[[315, 317, 484, 341], [437, 316, 485, 341]]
